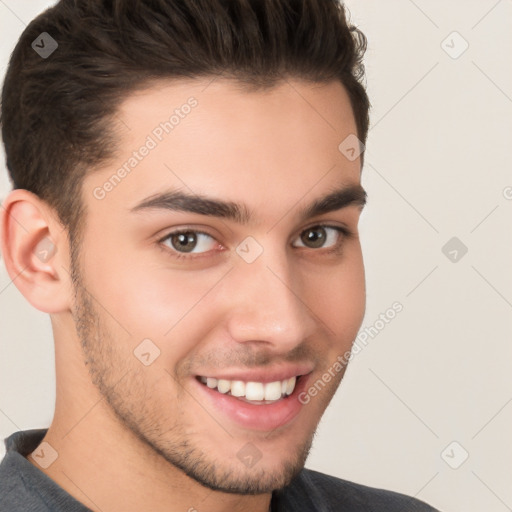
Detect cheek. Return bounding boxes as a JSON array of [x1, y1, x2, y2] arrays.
[[84, 246, 227, 356], [307, 251, 366, 343]]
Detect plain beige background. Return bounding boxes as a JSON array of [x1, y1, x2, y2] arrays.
[[1, 2, 511, 511]]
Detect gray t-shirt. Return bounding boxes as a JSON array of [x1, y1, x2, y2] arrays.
[[0, 429, 440, 511]]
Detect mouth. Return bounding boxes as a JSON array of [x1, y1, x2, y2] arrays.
[[196, 375, 300, 404], [193, 370, 311, 431]]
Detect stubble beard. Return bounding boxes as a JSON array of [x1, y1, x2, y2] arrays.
[[69, 256, 317, 494]]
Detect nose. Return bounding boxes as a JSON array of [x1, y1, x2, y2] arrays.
[[222, 249, 318, 353]]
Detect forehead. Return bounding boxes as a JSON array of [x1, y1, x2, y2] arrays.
[[83, 78, 361, 221]]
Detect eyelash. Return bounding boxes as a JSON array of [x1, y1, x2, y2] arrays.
[[157, 224, 353, 261]]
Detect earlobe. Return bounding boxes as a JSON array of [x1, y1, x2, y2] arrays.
[[0, 189, 72, 314]]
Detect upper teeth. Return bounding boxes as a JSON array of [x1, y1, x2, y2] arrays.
[[200, 376, 297, 401]]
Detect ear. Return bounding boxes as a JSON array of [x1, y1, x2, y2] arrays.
[[0, 189, 73, 313]]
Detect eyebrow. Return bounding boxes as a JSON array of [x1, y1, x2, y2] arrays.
[[129, 184, 367, 223]]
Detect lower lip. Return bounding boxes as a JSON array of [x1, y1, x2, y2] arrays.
[[193, 375, 310, 432]]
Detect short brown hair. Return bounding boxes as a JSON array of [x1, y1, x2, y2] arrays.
[[1, 0, 370, 243]]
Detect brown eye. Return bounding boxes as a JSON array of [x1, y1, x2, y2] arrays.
[[301, 226, 327, 248], [162, 230, 217, 254], [170, 231, 197, 252], [292, 225, 346, 250]]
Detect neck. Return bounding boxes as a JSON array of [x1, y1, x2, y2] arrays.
[[27, 332, 272, 512], [29, 399, 272, 512]]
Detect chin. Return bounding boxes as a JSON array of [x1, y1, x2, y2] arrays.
[[153, 429, 315, 495]]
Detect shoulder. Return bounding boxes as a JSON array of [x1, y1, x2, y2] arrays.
[[0, 429, 91, 512], [273, 468, 440, 512], [0, 450, 48, 511]]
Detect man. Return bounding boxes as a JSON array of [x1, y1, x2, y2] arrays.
[[0, 1, 439, 510]]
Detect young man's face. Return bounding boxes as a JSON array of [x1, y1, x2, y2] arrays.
[[70, 78, 366, 493]]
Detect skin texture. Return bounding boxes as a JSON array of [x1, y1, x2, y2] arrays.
[[0, 78, 366, 512]]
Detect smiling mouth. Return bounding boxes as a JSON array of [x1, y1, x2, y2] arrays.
[[196, 375, 300, 404]]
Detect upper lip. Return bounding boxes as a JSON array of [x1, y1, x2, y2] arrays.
[[196, 363, 314, 384]]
